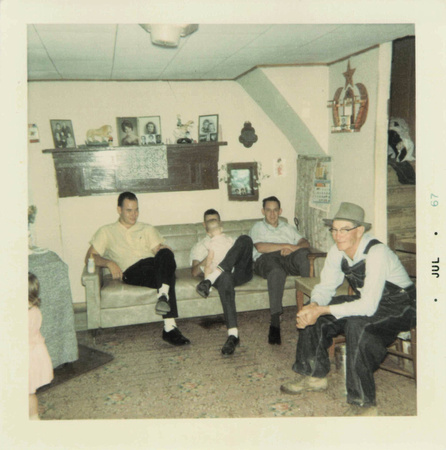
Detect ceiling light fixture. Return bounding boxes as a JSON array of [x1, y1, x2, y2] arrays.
[[139, 24, 199, 48]]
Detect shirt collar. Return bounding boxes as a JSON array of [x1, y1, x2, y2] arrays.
[[116, 220, 142, 232], [343, 233, 372, 262], [262, 218, 284, 231]]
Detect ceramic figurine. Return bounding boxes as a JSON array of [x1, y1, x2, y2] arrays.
[[86, 125, 113, 144]]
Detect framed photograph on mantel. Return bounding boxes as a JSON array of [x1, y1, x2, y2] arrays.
[[227, 162, 259, 202], [50, 120, 76, 149], [198, 114, 218, 142], [138, 116, 162, 145], [117, 117, 140, 146]]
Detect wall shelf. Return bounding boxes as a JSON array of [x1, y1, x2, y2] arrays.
[[43, 141, 227, 198]]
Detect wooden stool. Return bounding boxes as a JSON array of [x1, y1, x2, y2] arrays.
[[295, 277, 350, 360]]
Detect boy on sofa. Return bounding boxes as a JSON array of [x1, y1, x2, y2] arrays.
[[191, 209, 253, 355], [202, 218, 235, 277]]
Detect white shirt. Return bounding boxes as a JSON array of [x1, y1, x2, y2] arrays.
[[205, 234, 234, 272], [190, 235, 211, 266], [312, 234, 413, 319], [249, 218, 304, 261]]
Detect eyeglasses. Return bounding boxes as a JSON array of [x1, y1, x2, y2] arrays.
[[329, 226, 359, 235]]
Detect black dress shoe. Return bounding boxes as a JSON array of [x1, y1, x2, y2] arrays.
[[162, 328, 191, 346], [196, 279, 212, 298], [221, 335, 240, 355], [155, 295, 171, 315], [268, 325, 281, 345]]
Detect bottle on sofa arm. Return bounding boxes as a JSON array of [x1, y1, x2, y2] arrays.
[[87, 256, 96, 274]]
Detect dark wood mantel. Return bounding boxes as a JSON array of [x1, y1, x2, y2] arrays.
[[43, 141, 227, 198]]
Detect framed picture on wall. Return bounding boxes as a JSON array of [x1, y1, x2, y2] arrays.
[[50, 120, 76, 149], [137, 116, 162, 145], [198, 114, 218, 142], [227, 162, 259, 202], [117, 117, 140, 146]]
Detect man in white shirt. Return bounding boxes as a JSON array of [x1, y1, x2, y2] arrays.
[[85, 191, 190, 347], [280, 202, 416, 416], [249, 196, 310, 345]]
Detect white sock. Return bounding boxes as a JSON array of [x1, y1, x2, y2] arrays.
[[158, 284, 169, 298], [164, 318, 177, 332], [228, 327, 238, 338], [206, 268, 222, 285]]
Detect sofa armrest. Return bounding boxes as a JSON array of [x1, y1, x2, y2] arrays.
[[81, 265, 102, 330], [307, 247, 328, 277]]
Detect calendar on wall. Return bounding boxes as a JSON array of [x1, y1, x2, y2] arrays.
[[310, 160, 331, 211], [313, 180, 331, 204]]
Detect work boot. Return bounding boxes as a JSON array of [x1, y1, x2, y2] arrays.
[[343, 404, 378, 416], [280, 374, 328, 395]]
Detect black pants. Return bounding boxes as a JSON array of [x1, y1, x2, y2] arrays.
[[292, 288, 416, 407], [213, 235, 253, 329], [254, 248, 310, 316], [122, 248, 178, 319]]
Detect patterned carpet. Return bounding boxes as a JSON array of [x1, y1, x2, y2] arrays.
[[38, 306, 416, 420]]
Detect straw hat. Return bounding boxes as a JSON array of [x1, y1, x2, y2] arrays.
[[323, 202, 372, 231]]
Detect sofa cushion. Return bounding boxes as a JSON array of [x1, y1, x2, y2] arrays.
[[156, 223, 199, 270], [101, 276, 158, 309], [100, 268, 300, 309]]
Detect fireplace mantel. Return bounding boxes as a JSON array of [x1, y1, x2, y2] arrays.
[[43, 142, 227, 198]]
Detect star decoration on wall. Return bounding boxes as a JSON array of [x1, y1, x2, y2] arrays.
[[328, 60, 369, 132], [343, 61, 356, 88]]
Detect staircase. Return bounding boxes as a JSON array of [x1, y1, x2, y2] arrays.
[[387, 162, 416, 278]]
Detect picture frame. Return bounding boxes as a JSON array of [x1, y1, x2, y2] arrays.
[[198, 114, 218, 142], [50, 120, 76, 149], [227, 162, 259, 202], [116, 117, 140, 146], [138, 116, 162, 145]]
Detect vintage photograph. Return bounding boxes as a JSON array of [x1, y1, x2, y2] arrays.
[[138, 116, 162, 145], [198, 114, 218, 142], [116, 117, 140, 146], [227, 162, 259, 201], [50, 120, 76, 149]]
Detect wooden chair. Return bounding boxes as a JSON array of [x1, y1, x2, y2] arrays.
[[381, 234, 417, 382], [380, 328, 417, 382]]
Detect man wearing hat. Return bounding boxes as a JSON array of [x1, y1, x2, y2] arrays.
[[280, 202, 416, 415]]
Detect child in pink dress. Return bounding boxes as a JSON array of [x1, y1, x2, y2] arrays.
[[29, 273, 54, 420]]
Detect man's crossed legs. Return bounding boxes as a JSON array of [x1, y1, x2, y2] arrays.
[[196, 235, 253, 355], [123, 248, 190, 346]]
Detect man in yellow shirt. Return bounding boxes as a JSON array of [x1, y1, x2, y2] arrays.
[[85, 191, 190, 346]]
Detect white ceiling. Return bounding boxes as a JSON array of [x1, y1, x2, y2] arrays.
[[27, 24, 415, 81]]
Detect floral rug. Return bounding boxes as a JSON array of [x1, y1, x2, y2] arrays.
[[38, 307, 416, 420]]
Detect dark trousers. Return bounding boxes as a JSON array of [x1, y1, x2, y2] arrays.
[[254, 248, 310, 316], [122, 248, 178, 319], [292, 291, 416, 407], [213, 235, 253, 329]]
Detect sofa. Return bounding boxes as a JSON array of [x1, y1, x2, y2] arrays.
[[81, 218, 306, 330]]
